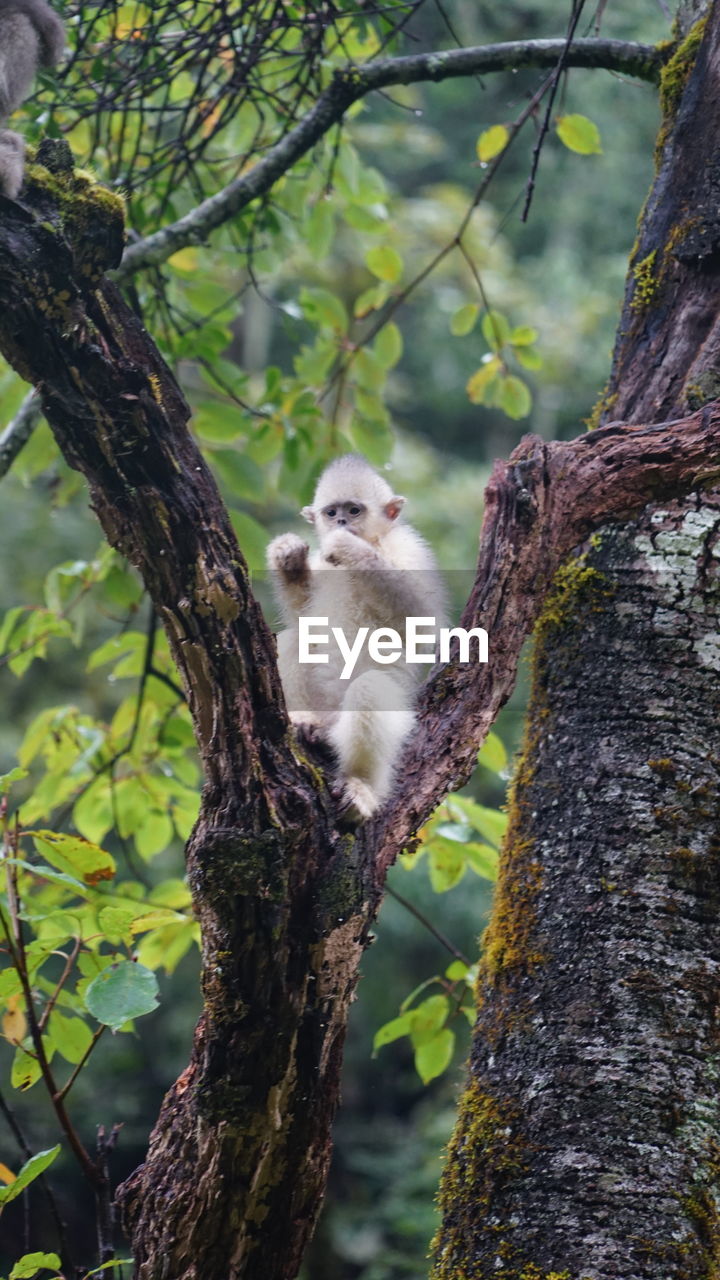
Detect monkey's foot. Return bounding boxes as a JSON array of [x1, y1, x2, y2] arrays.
[[333, 777, 379, 827], [294, 720, 327, 749]]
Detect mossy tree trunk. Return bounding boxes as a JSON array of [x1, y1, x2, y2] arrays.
[[432, 6, 720, 1278]]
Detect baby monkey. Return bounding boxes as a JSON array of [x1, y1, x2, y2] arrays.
[[267, 454, 446, 821], [0, 0, 64, 200]]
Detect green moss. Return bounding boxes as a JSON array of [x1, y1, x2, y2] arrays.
[[685, 369, 720, 410], [584, 384, 618, 431], [659, 17, 709, 119], [534, 555, 612, 648], [631, 249, 659, 312], [431, 1081, 527, 1278], [24, 148, 126, 280], [655, 16, 708, 159]]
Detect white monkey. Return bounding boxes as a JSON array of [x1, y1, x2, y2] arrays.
[[0, 0, 64, 200], [267, 455, 446, 821]]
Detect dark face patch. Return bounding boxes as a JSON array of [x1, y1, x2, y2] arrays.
[[321, 500, 366, 530]]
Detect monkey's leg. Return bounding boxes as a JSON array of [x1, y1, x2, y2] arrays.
[[0, 131, 25, 199], [276, 628, 325, 735], [328, 671, 415, 821]]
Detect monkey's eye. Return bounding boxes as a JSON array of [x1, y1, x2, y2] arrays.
[[326, 507, 337, 518], [349, 506, 361, 516]]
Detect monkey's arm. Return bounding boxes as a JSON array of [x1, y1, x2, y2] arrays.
[[322, 529, 435, 623], [266, 533, 313, 619]]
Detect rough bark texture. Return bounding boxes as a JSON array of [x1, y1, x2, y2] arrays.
[[432, 5, 720, 1277], [433, 499, 720, 1278]]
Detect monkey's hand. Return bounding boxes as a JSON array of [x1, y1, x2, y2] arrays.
[[323, 529, 380, 568], [267, 533, 310, 584]]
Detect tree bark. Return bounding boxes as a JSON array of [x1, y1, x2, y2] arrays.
[[432, 5, 720, 1277]]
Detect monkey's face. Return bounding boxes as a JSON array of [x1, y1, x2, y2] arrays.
[[317, 499, 369, 540]]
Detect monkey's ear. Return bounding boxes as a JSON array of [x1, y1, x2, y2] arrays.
[[301, 505, 316, 524], [385, 495, 406, 521]]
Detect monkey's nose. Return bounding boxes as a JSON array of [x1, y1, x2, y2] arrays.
[[337, 518, 347, 526]]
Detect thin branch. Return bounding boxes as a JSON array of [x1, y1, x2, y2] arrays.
[[38, 937, 82, 1032], [385, 883, 470, 963], [0, 1086, 72, 1271], [521, 0, 587, 221], [56, 1027, 106, 1103], [0, 836, 100, 1187], [116, 37, 666, 280], [0, 390, 42, 478]]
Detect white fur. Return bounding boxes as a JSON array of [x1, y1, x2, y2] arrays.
[[267, 456, 446, 820], [0, 1, 64, 199]]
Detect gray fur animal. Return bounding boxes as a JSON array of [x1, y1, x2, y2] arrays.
[[0, 0, 64, 199], [267, 455, 447, 821]]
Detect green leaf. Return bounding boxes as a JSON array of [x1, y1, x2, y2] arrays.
[[209, 451, 265, 502], [194, 402, 243, 444], [556, 113, 602, 155], [134, 812, 174, 861], [478, 730, 508, 773], [515, 347, 543, 371], [476, 124, 509, 162], [509, 325, 538, 346], [353, 348, 386, 393], [0, 1147, 60, 1206], [409, 994, 449, 1046], [49, 1012, 92, 1065], [414, 1028, 455, 1084], [481, 310, 511, 351], [344, 203, 387, 233], [374, 323, 403, 370], [450, 304, 479, 337], [445, 960, 469, 981], [497, 375, 532, 420], [373, 1011, 414, 1052], [0, 768, 27, 790], [299, 287, 347, 333], [136, 920, 199, 974], [10, 1046, 42, 1092], [305, 199, 335, 258], [466, 357, 502, 405], [365, 245, 403, 284], [427, 837, 466, 892], [84, 961, 159, 1031], [348, 415, 393, 466], [10, 1252, 62, 1279], [463, 842, 499, 881], [448, 797, 508, 846], [353, 283, 389, 318], [32, 831, 115, 885]]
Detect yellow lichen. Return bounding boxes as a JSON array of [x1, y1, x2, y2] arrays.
[[631, 249, 659, 312]]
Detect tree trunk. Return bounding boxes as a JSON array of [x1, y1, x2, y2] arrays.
[[432, 5, 720, 1277]]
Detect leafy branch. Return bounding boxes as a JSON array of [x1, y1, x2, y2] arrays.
[[116, 36, 667, 279]]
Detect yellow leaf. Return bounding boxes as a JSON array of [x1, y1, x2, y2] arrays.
[[466, 357, 502, 404], [0, 1161, 16, 1185], [2, 998, 27, 1045], [476, 124, 509, 162], [556, 114, 602, 155]]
